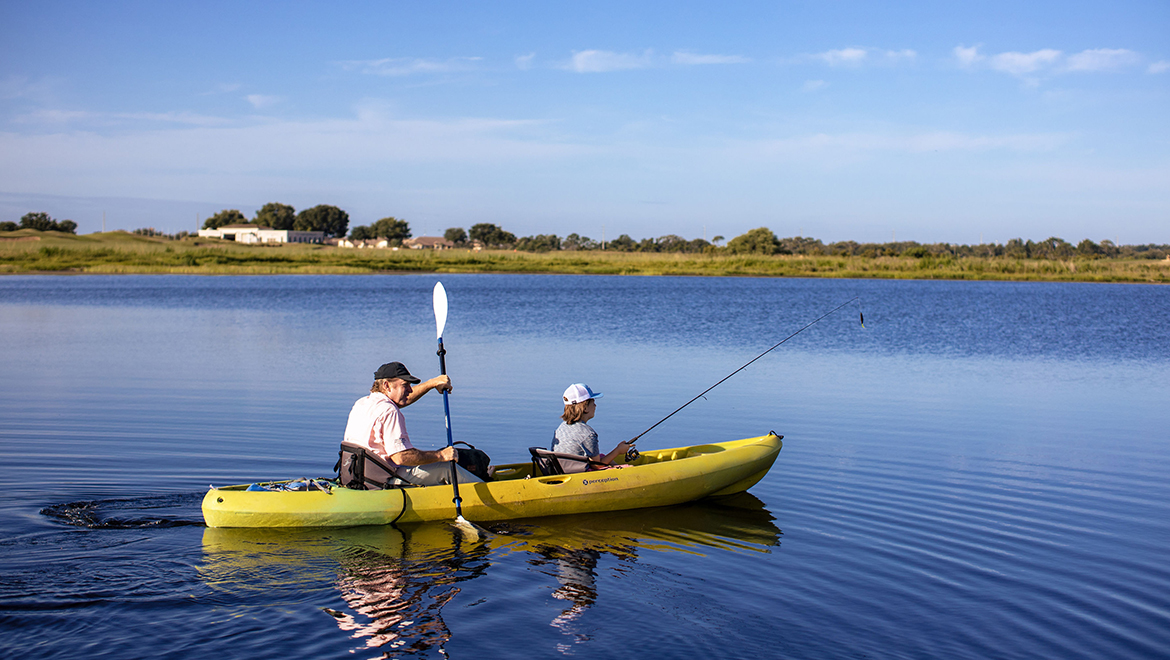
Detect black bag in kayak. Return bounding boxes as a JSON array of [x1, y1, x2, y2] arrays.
[[454, 441, 492, 481]]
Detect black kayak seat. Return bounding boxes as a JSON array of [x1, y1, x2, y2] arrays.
[[529, 447, 607, 476], [336, 442, 411, 490]]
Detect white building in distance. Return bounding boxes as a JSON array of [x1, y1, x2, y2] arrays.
[[403, 236, 456, 249], [197, 224, 325, 244], [337, 238, 395, 249]]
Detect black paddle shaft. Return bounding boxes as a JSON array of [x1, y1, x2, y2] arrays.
[[436, 338, 463, 513]]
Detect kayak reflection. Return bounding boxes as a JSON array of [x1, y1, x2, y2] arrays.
[[200, 493, 780, 655], [492, 492, 782, 557], [201, 524, 490, 656]]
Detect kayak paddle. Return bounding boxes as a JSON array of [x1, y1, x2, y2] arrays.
[[432, 281, 486, 538]]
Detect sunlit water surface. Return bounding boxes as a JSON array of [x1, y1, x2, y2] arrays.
[[1, 274, 1167, 659]]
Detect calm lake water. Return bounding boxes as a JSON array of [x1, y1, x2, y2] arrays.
[[1, 274, 1168, 659]]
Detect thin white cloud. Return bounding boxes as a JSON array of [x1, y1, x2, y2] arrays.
[[1063, 48, 1140, 72], [14, 109, 231, 126], [813, 48, 868, 66], [564, 50, 653, 73], [808, 47, 914, 67], [884, 49, 917, 62], [125, 111, 232, 126], [802, 80, 828, 92], [515, 53, 536, 70], [340, 57, 483, 76], [13, 109, 93, 123], [246, 94, 281, 109], [899, 131, 1066, 152], [956, 45, 1144, 76], [989, 49, 1062, 75], [1, 75, 60, 103], [954, 45, 983, 68], [733, 130, 1070, 164], [0, 104, 591, 196], [671, 51, 750, 65], [1146, 60, 1169, 74]]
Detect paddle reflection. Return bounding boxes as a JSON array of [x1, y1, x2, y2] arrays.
[[201, 524, 489, 657], [492, 493, 782, 650]]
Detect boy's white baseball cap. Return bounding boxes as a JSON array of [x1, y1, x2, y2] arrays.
[[562, 383, 603, 405]]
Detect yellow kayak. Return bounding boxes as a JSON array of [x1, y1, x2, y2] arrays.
[[201, 433, 782, 528]]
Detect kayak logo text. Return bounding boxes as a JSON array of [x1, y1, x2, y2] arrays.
[[581, 476, 619, 486]]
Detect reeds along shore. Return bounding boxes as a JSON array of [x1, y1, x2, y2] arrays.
[[2, 230, 1168, 283]]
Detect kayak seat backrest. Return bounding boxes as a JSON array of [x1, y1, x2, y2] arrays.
[[529, 447, 563, 476], [336, 442, 409, 490], [529, 447, 601, 476]]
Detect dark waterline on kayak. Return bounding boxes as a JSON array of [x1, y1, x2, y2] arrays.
[[1, 274, 1168, 659]]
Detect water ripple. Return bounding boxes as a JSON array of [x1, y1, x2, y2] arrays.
[[39, 494, 205, 529]]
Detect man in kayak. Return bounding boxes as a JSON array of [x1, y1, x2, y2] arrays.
[[551, 383, 632, 469], [344, 361, 481, 486]]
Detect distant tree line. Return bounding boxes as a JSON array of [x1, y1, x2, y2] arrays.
[[438, 223, 717, 253], [752, 233, 1169, 260], [133, 228, 192, 240], [723, 228, 1169, 260], [201, 204, 416, 244], [427, 224, 1169, 260], [0, 212, 78, 234], [202, 203, 349, 238], [350, 217, 410, 243], [9, 206, 1166, 260]]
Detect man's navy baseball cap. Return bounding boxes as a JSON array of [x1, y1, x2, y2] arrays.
[[374, 362, 421, 383]]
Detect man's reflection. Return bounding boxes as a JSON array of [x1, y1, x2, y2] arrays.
[[326, 527, 489, 656], [201, 524, 488, 658]]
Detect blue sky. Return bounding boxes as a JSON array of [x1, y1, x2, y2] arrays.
[[2, 1, 1167, 243]]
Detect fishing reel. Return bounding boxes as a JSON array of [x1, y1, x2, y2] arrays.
[[625, 440, 640, 463]]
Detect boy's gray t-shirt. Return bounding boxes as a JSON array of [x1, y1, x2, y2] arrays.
[[552, 422, 599, 457]]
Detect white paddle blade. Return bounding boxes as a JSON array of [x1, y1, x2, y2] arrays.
[[452, 515, 488, 540], [433, 282, 449, 339]]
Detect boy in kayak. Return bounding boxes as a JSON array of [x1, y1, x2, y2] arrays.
[[344, 361, 481, 486], [551, 383, 632, 469]]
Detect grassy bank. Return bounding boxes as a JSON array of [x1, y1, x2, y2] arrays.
[[2, 230, 1168, 282]]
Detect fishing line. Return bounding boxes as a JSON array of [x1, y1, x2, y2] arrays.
[[629, 296, 862, 444]]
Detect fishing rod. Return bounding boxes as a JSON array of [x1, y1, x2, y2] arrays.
[[628, 296, 862, 445]]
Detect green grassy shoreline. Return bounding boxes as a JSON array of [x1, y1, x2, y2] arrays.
[[2, 230, 1168, 283]]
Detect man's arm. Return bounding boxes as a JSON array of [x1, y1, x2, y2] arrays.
[[390, 446, 456, 466], [402, 375, 452, 407]]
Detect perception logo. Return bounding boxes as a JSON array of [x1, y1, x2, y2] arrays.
[[581, 477, 619, 486]]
